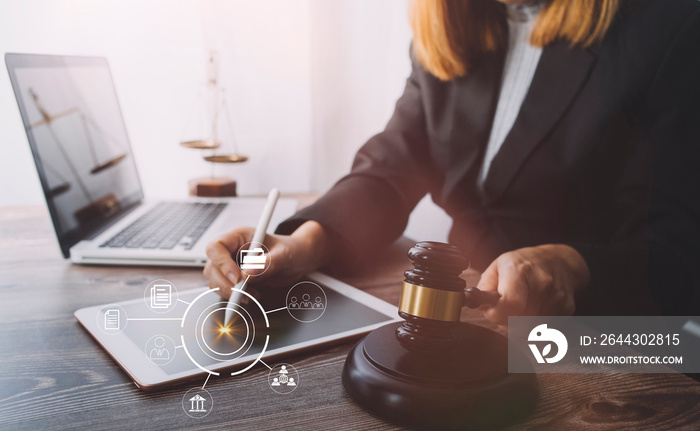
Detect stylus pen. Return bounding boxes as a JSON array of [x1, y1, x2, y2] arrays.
[[223, 188, 280, 328]]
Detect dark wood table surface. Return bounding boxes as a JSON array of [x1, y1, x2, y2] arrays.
[[1, 205, 700, 430]]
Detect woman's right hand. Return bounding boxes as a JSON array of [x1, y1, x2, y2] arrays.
[[203, 220, 332, 299]]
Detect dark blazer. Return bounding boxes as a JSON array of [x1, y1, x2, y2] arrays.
[[278, 0, 700, 315]]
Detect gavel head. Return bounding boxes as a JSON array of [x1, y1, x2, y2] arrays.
[[396, 241, 469, 351]]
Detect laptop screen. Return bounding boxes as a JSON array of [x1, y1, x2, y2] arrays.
[[6, 54, 143, 257]]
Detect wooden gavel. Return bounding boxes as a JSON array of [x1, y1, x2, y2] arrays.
[[343, 241, 540, 429], [397, 242, 503, 330]]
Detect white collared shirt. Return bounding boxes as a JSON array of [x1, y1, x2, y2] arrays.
[[478, 1, 544, 187]]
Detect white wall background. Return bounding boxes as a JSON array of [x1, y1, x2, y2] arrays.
[[0, 0, 450, 241]]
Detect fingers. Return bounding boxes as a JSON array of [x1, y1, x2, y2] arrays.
[[203, 224, 319, 299], [475, 260, 499, 292], [480, 255, 530, 325], [477, 246, 581, 325], [215, 226, 255, 251], [207, 240, 242, 283], [204, 227, 255, 298], [537, 274, 575, 316], [255, 241, 300, 284], [203, 259, 235, 299], [212, 227, 256, 282]]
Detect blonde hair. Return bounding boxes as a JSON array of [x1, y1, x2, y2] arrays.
[[411, 0, 621, 81]]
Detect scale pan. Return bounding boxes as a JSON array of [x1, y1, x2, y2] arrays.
[[203, 154, 248, 163], [49, 183, 71, 197], [90, 154, 127, 174], [180, 139, 221, 149]]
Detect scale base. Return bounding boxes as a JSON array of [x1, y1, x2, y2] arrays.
[[342, 322, 539, 430], [188, 177, 237, 197]]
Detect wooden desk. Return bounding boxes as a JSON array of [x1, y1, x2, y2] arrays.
[[1, 205, 700, 430]]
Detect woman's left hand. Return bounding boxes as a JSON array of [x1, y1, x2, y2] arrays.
[[476, 244, 590, 325]]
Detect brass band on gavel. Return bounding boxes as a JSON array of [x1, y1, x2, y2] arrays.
[[398, 282, 464, 322]]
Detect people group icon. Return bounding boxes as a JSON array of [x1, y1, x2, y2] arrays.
[[286, 281, 327, 323], [270, 365, 297, 387], [288, 293, 324, 310]]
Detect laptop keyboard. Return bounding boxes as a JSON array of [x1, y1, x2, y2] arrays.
[[100, 202, 227, 250]]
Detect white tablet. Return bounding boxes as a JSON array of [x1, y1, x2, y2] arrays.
[[75, 272, 400, 391]]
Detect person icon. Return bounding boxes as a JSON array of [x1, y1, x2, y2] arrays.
[[149, 336, 170, 363], [314, 296, 324, 309], [288, 377, 296, 386], [301, 294, 312, 309], [278, 365, 289, 384], [288, 296, 298, 308], [271, 377, 280, 386]]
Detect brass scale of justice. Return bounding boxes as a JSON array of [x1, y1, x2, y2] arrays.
[[180, 51, 247, 197], [34, 52, 246, 209]]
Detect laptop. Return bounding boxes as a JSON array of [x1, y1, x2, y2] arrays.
[[5, 53, 297, 266]]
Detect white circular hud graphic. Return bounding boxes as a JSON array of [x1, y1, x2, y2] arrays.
[[182, 387, 213, 418], [194, 302, 255, 363], [145, 334, 176, 366], [143, 279, 178, 314], [179, 287, 270, 377], [236, 242, 271, 277], [286, 281, 327, 323], [268, 363, 299, 394], [96, 304, 128, 335]]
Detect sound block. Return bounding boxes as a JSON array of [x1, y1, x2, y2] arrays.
[[342, 322, 538, 429], [188, 177, 237, 197]]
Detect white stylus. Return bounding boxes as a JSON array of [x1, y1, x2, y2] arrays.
[[223, 188, 280, 328]]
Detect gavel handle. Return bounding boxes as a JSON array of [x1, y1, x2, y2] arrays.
[[463, 287, 501, 309]]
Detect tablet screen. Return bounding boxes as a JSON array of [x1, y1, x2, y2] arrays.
[[114, 279, 394, 376]]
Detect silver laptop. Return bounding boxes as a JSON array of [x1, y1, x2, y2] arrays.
[[5, 53, 296, 266]]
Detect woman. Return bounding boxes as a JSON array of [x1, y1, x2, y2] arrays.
[[205, 0, 700, 322]]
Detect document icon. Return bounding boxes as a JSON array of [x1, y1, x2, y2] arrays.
[[240, 248, 267, 269], [105, 309, 120, 330], [151, 284, 172, 309]]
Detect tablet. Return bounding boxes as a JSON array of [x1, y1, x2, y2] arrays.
[[75, 272, 400, 391]]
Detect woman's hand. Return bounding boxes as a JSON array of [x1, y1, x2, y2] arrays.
[[476, 244, 590, 325], [203, 220, 331, 299]]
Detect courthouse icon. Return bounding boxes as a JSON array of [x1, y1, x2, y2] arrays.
[[188, 393, 207, 412]]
